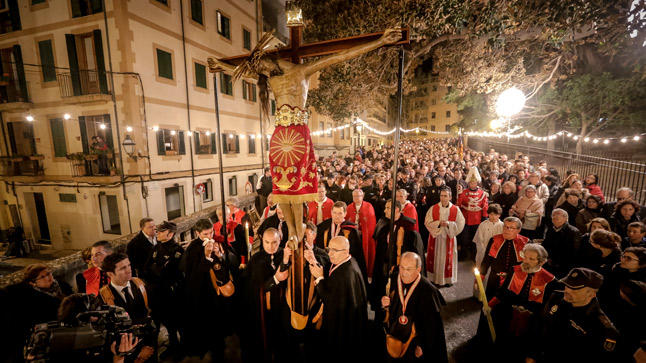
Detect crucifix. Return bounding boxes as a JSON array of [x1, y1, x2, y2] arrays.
[[208, 3, 409, 331]]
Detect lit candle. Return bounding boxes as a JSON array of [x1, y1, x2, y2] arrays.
[[474, 268, 486, 302], [474, 268, 496, 342], [245, 222, 251, 260]]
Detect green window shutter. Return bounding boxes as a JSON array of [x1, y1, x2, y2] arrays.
[[8, 0, 21, 32], [71, 0, 82, 17], [243, 29, 251, 50], [223, 16, 230, 39], [78, 117, 89, 154], [12, 45, 28, 102], [235, 135, 240, 153], [38, 40, 56, 82], [7, 123, 17, 154], [156, 49, 173, 80], [271, 100, 276, 115], [178, 131, 186, 155], [195, 63, 206, 88], [194, 132, 201, 154], [222, 134, 228, 153], [251, 84, 257, 102], [50, 118, 67, 157], [93, 30, 109, 94], [65, 34, 82, 96], [157, 131, 165, 155], [191, 0, 203, 24], [242, 81, 247, 100], [210, 133, 217, 154], [91, 0, 103, 13]]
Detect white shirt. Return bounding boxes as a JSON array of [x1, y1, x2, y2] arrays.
[[110, 281, 133, 302], [144, 232, 156, 246]]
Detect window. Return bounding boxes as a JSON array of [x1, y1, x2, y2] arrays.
[[340, 127, 344, 139], [38, 40, 56, 82], [431, 98, 436, 105], [264, 136, 269, 151], [79, 114, 113, 154], [220, 73, 233, 95], [327, 123, 332, 137], [0, 0, 21, 34], [156, 129, 186, 155], [242, 81, 256, 101], [154, 0, 168, 4], [49, 118, 67, 157], [431, 125, 436, 131], [32, 0, 47, 4], [248, 135, 256, 154], [194, 62, 207, 88], [71, 0, 103, 18], [445, 124, 451, 132], [64, 30, 109, 96], [222, 133, 240, 153], [271, 100, 276, 115], [248, 174, 258, 192], [194, 131, 216, 154], [243, 28, 251, 50], [190, 0, 203, 25], [165, 186, 185, 220], [446, 110, 451, 118], [318, 121, 324, 133], [59, 193, 77, 203], [7, 121, 36, 156], [228, 176, 237, 196], [431, 112, 436, 119], [156, 49, 173, 80], [216, 11, 231, 39], [202, 179, 213, 202], [99, 194, 121, 234]]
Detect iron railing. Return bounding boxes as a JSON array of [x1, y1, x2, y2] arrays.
[[57, 70, 110, 98], [468, 138, 646, 205]]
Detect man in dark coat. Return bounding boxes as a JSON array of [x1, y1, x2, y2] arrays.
[[257, 205, 289, 247], [315, 201, 368, 284], [179, 218, 235, 360], [309, 236, 368, 360], [126, 217, 156, 278], [372, 200, 425, 312], [542, 208, 582, 278], [381, 252, 447, 362]]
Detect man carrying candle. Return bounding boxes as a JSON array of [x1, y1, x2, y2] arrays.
[[479, 216, 529, 298], [486, 243, 556, 361], [381, 252, 448, 361]]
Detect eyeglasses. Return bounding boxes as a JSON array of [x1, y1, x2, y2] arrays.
[[325, 247, 348, 254], [621, 254, 639, 262]]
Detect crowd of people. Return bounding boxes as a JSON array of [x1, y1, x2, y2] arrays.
[[1, 138, 645, 363]]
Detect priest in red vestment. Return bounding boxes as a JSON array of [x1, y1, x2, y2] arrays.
[[397, 189, 419, 232], [308, 184, 334, 225], [346, 189, 377, 277]]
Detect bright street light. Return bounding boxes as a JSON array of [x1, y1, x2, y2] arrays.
[[489, 118, 503, 130], [495, 87, 526, 118]]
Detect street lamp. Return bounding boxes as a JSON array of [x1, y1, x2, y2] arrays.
[[495, 87, 526, 118], [122, 134, 136, 158]]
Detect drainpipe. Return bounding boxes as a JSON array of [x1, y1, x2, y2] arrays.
[[102, 0, 132, 234], [179, 0, 197, 213]]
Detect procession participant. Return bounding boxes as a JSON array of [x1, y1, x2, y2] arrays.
[[307, 184, 334, 225], [346, 188, 377, 277], [425, 187, 465, 286], [486, 244, 556, 361], [397, 189, 419, 232], [257, 204, 290, 247], [141, 221, 183, 360], [84, 240, 113, 296], [473, 204, 504, 268], [315, 201, 368, 283], [527, 268, 619, 363], [479, 217, 528, 297], [260, 193, 277, 222], [227, 197, 252, 233], [457, 167, 488, 261], [242, 228, 291, 362], [309, 236, 368, 360], [372, 200, 425, 314], [381, 252, 447, 362], [126, 218, 156, 278], [180, 218, 235, 360], [257, 167, 273, 212], [213, 206, 248, 265]]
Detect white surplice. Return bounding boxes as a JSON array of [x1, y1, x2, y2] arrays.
[[472, 219, 504, 267], [424, 202, 465, 285]]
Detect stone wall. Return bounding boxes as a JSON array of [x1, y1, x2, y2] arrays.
[[0, 194, 256, 289]]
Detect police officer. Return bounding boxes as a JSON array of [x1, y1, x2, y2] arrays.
[[527, 267, 619, 363]]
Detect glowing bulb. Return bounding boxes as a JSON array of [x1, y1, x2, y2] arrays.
[[170, 130, 176, 135], [152, 126, 159, 132], [621, 138, 627, 143], [250, 134, 255, 139], [126, 126, 133, 132], [187, 131, 192, 136], [592, 139, 599, 144], [573, 136, 579, 141], [205, 131, 211, 136], [63, 113, 71, 120], [584, 137, 590, 142], [229, 134, 234, 139], [603, 139, 609, 144], [25, 115, 34, 122], [495, 87, 526, 118], [99, 123, 107, 130], [240, 134, 246, 139], [634, 135, 640, 141]]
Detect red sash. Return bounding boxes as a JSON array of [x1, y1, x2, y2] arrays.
[[507, 265, 554, 303], [426, 204, 458, 278], [488, 234, 528, 260]]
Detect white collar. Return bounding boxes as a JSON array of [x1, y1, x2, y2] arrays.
[[318, 197, 327, 205], [110, 280, 130, 291]]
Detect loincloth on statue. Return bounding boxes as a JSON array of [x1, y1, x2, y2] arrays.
[[269, 105, 318, 204]]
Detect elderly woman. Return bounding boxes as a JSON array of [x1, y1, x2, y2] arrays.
[[611, 199, 641, 240], [575, 194, 603, 232], [556, 179, 589, 208], [586, 229, 622, 277], [558, 189, 585, 226], [494, 181, 518, 219], [510, 184, 544, 239], [487, 181, 501, 204]]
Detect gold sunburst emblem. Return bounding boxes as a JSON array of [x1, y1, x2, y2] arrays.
[[270, 128, 307, 167]]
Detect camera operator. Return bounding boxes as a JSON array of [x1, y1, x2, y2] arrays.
[[99, 253, 155, 362]]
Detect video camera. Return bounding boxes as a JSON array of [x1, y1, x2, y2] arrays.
[[24, 305, 154, 362]]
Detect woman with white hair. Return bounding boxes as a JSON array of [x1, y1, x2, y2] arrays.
[[510, 185, 544, 239]]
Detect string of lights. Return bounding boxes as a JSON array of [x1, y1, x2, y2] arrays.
[[466, 129, 644, 144]]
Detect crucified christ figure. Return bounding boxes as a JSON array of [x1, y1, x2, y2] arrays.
[[209, 28, 401, 245]]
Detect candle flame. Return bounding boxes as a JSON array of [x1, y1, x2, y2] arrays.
[[474, 268, 480, 276], [245, 222, 249, 228]]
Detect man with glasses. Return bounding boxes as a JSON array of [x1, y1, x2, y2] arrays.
[[480, 217, 528, 297], [308, 236, 368, 360], [381, 252, 447, 361]]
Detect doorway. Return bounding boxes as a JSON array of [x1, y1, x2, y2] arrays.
[[24, 192, 50, 244], [165, 186, 185, 220]]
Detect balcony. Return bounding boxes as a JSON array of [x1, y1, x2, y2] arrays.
[[57, 70, 111, 104], [66, 152, 117, 177], [0, 76, 31, 112], [0, 155, 44, 177]]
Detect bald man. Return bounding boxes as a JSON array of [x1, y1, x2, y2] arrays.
[[382, 252, 447, 361], [309, 236, 368, 360]]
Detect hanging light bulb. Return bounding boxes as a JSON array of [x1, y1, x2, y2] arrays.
[[603, 139, 610, 144], [63, 113, 72, 120], [126, 126, 133, 132], [152, 126, 159, 132]]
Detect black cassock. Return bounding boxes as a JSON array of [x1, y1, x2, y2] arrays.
[[371, 216, 425, 309], [256, 213, 290, 247], [385, 276, 448, 362], [315, 219, 368, 285], [315, 258, 368, 360]]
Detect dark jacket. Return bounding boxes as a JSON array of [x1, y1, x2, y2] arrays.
[[542, 222, 582, 278], [126, 231, 156, 277], [493, 192, 518, 219]]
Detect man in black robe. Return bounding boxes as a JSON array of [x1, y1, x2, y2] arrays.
[[257, 205, 289, 247], [126, 217, 156, 277], [179, 218, 235, 360], [381, 252, 447, 362], [372, 200, 425, 314], [315, 201, 368, 284], [309, 236, 368, 361]]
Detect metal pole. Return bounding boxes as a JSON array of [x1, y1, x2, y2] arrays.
[[388, 46, 404, 243], [179, 0, 197, 213], [213, 74, 228, 237]]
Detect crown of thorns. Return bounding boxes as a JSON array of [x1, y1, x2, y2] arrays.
[[233, 32, 276, 82]]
